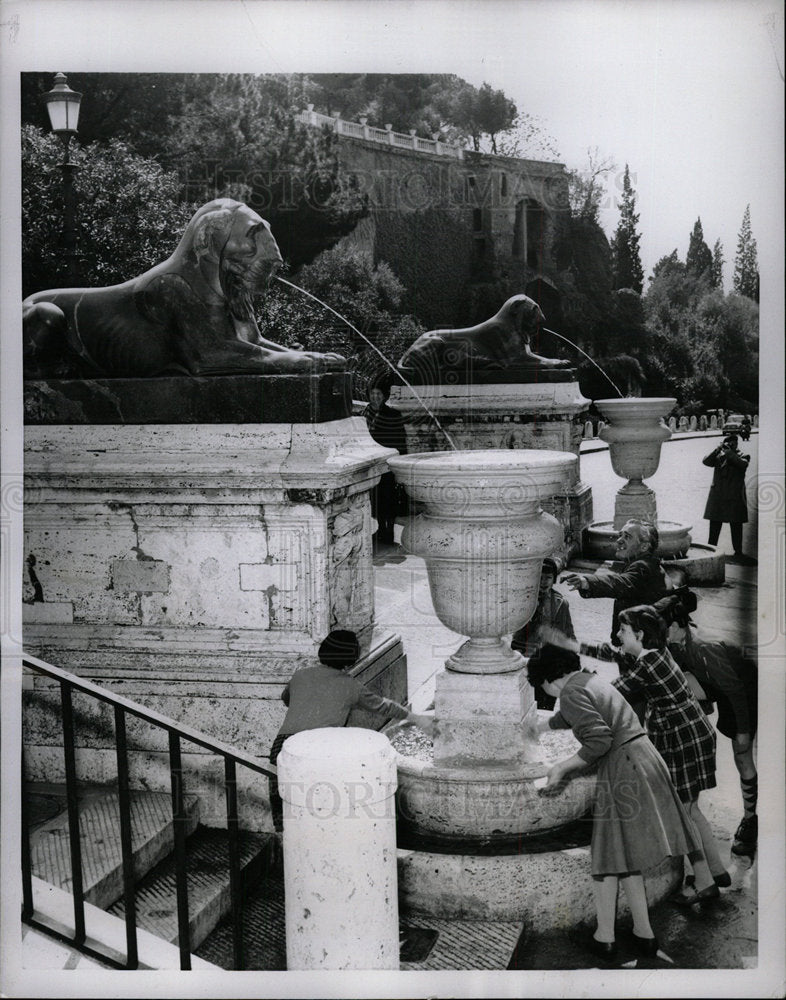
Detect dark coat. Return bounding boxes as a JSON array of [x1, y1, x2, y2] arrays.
[[581, 555, 671, 645], [702, 445, 749, 523], [363, 403, 408, 454]]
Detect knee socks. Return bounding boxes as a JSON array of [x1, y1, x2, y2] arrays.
[[741, 774, 758, 817]]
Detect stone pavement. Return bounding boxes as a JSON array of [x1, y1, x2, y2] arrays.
[[372, 433, 767, 974]]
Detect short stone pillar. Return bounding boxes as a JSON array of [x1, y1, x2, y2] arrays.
[[689, 415, 697, 431], [679, 416, 688, 432], [753, 415, 759, 428], [584, 419, 593, 439], [710, 414, 718, 429], [699, 414, 708, 431], [278, 728, 399, 970], [668, 416, 677, 432]]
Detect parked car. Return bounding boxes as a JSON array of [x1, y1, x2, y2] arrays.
[[722, 413, 746, 437]]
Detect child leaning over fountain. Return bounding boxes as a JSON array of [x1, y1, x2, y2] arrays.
[[268, 629, 434, 833], [527, 643, 706, 964]]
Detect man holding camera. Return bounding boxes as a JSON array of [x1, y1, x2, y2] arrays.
[[703, 434, 756, 565]]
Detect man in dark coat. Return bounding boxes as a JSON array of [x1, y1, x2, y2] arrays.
[[702, 434, 755, 565], [363, 383, 408, 546], [563, 519, 670, 646]]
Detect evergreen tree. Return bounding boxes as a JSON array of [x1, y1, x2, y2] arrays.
[[610, 164, 644, 293], [686, 217, 713, 278], [710, 238, 724, 290], [733, 205, 759, 301]]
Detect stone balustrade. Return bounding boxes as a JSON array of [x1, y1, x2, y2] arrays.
[[295, 107, 464, 159]]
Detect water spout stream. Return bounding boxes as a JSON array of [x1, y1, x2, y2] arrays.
[[542, 327, 625, 398], [275, 276, 458, 449]]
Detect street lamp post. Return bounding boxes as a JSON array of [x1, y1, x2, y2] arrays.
[[42, 72, 82, 287]]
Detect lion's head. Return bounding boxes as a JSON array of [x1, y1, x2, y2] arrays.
[[182, 198, 283, 320]]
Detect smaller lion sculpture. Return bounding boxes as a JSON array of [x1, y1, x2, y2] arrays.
[[23, 198, 345, 378], [396, 294, 571, 385]]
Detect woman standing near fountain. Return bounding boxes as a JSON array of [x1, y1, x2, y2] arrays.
[[613, 606, 729, 903], [529, 643, 702, 963]]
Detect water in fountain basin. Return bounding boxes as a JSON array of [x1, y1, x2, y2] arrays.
[[275, 276, 458, 450], [542, 327, 625, 398]]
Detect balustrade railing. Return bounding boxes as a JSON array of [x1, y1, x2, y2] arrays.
[[21, 652, 276, 971], [295, 108, 464, 158]]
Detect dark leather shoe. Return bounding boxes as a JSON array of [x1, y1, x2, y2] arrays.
[[632, 934, 658, 957], [672, 883, 720, 908], [587, 935, 617, 961]]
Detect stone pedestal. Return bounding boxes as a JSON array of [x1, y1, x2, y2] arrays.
[[22, 375, 407, 829], [389, 381, 592, 562], [279, 728, 399, 970], [434, 667, 539, 767]]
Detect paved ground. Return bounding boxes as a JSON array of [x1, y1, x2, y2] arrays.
[[373, 431, 768, 975]]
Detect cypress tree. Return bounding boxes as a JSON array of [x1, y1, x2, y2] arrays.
[[686, 217, 713, 279], [710, 238, 724, 290], [610, 164, 644, 293], [733, 204, 759, 301]]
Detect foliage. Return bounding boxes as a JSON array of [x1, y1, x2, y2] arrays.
[[642, 248, 758, 409], [733, 204, 759, 302], [21, 125, 194, 296], [610, 165, 644, 293], [686, 217, 713, 279], [166, 74, 368, 268], [710, 238, 724, 290], [577, 353, 645, 401], [552, 214, 615, 350], [257, 245, 425, 398], [565, 147, 616, 222], [494, 113, 560, 161]]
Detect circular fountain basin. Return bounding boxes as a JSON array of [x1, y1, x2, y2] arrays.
[[389, 721, 682, 924], [585, 519, 693, 559], [389, 720, 595, 846]]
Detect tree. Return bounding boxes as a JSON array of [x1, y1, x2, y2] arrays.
[[710, 238, 724, 290], [166, 74, 368, 268], [428, 78, 517, 152], [22, 125, 195, 297], [565, 147, 616, 222], [494, 112, 559, 161], [610, 164, 644, 293], [686, 217, 713, 279], [733, 204, 759, 302]]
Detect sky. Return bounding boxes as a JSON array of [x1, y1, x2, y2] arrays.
[[1, 0, 782, 289]]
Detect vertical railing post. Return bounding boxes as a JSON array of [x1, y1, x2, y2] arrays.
[[60, 682, 86, 946], [114, 707, 139, 969], [224, 757, 244, 970], [168, 730, 191, 970], [21, 752, 34, 921]]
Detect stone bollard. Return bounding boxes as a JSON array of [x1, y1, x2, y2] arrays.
[[710, 415, 718, 429], [699, 415, 708, 431], [689, 415, 697, 431], [584, 420, 593, 439], [278, 728, 400, 970], [668, 416, 677, 432]]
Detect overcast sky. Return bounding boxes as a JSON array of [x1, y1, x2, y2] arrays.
[[1, 0, 783, 290]]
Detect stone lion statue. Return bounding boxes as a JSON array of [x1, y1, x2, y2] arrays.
[[23, 198, 345, 378], [396, 294, 571, 385]]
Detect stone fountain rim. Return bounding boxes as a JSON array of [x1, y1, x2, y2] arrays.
[[594, 396, 677, 415], [392, 749, 548, 782], [388, 448, 576, 476]]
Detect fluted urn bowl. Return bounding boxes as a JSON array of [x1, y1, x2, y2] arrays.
[[596, 397, 675, 482], [388, 450, 576, 664]]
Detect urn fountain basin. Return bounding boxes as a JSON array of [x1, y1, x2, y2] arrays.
[[585, 397, 693, 559], [387, 448, 596, 842]]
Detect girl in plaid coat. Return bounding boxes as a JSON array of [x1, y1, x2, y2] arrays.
[[614, 605, 728, 906]]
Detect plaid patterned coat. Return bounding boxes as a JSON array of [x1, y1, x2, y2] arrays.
[[613, 647, 717, 803]]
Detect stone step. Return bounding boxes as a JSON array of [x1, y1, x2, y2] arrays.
[[195, 865, 525, 971], [108, 826, 272, 952], [29, 789, 200, 910]]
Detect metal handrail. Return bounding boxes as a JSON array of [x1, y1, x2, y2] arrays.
[[22, 652, 276, 971]]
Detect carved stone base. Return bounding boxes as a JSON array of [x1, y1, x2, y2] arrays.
[[22, 413, 405, 829], [613, 481, 658, 529]]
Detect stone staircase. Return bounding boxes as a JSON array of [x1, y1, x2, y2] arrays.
[[26, 783, 275, 960]]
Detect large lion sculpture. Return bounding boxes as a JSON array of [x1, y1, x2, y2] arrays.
[[23, 198, 345, 378], [396, 293, 571, 385]]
